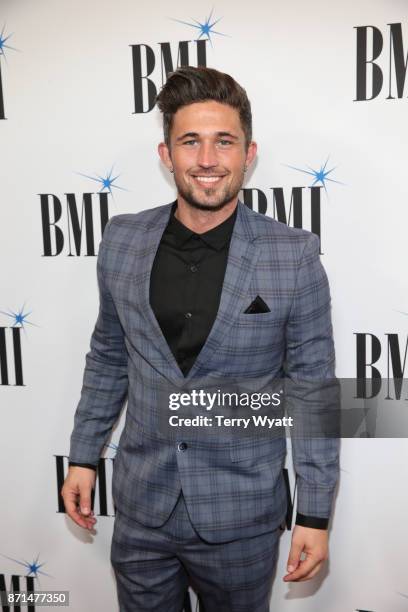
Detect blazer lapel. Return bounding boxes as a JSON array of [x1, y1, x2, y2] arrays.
[[132, 202, 188, 384], [131, 200, 261, 385]]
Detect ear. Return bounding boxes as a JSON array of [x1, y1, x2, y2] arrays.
[[158, 142, 173, 172], [245, 141, 258, 170]]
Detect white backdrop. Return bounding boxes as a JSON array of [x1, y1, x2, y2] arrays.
[[1, 0, 408, 610]]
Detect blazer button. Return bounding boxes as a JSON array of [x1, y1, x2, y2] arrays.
[[177, 442, 188, 451]]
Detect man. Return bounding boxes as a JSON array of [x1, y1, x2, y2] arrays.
[[62, 66, 339, 611]]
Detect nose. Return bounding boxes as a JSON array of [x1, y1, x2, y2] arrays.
[[196, 141, 218, 168]]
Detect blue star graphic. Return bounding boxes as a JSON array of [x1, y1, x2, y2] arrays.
[[285, 156, 343, 193], [0, 25, 18, 62], [0, 553, 52, 579], [171, 8, 228, 48], [0, 302, 38, 331], [77, 165, 127, 197]]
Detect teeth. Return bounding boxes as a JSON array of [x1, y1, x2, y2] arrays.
[[195, 176, 223, 183]]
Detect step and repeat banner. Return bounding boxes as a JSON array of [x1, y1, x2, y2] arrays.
[[1, 0, 407, 610]]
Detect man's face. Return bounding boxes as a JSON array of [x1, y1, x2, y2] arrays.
[[158, 100, 257, 212]]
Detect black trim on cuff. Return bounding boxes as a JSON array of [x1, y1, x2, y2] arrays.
[[69, 461, 97, 471], [295, 512, 329, 530]]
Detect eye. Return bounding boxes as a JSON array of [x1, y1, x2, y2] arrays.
[[219, 140, 233, 146], [183, 139, 197, 145]]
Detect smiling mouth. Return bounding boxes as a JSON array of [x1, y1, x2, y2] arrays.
[[192, 175, 226, 185]]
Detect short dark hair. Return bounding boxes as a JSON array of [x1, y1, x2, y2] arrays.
[[155, 66, 252, 150]]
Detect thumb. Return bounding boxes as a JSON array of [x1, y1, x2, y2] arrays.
[[287, 539, 303, 573], [78, 484, 92, 516]]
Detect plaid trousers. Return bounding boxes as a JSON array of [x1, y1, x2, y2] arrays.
[[111, 490, 282, 612]]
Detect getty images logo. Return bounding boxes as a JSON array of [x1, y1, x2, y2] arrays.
[[38, 166, 125, 257], [131, 8, 227, 114], [241, 157, 342, 254], [355, 21, 408, 101]]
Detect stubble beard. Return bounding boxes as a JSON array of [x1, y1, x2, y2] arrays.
[[173, 169, 245, 212]]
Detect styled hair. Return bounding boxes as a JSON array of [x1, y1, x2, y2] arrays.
[[155, 66, 252, 150]]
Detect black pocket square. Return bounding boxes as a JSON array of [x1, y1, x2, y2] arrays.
[[244, 295, 271, 314]]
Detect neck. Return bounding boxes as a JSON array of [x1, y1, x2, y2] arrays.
[[174, 197, 238, 233]]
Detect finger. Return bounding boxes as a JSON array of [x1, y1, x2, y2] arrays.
[[78, 484, 93, 516], [286, 540, 303, 574], [77, 507, 97, 530], [63, 488, 97, 530], [283, 555, 317, 582], [296, 561, 323, 582], [77, 485, 97, 530]]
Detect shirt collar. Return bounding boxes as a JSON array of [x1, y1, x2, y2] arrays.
[[167, 201, 238, 251]]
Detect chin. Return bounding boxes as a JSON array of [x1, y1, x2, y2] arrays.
[[187, 198, 232, 212], [176, 179, 239, 212]]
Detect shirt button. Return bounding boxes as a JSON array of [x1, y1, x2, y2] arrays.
[[185, 312, 192, 319], [178, 442, 188, 451], [190, 264, 198, 272]]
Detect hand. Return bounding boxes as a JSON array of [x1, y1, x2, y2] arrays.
[[61, 466, 97, 531], [283, 525, 328, 582]]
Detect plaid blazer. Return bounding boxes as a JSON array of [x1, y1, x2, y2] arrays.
[[69, 200, 339, 543]]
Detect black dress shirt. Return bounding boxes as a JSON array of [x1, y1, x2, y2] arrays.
[[69, 201, 328, 529], [149, 201, 236, 376]]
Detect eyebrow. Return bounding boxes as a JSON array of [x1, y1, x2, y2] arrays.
[[175, 131, 239, 142]]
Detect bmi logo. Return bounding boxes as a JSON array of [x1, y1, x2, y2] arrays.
[[0, 553, 50, 612], [0, 304, 36, 387], [355, 22, 408, 100], [241, 157, 342, 253], [131, 9, 227, 113], [55, 451, 117, 518], [355, 315, 408, 399], [38, 167, 125, 257]]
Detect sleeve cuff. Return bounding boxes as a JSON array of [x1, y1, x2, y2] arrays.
[[295, 512, 329, 530], [69, 461, 97, 471]]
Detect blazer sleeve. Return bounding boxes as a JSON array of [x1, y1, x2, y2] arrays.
[[284, 232, 340, 522], [68, 218, 129, 465]]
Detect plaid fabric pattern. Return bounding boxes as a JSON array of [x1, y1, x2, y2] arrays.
[[69, 200, 339, 543], [111, 491, 281, 612]]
